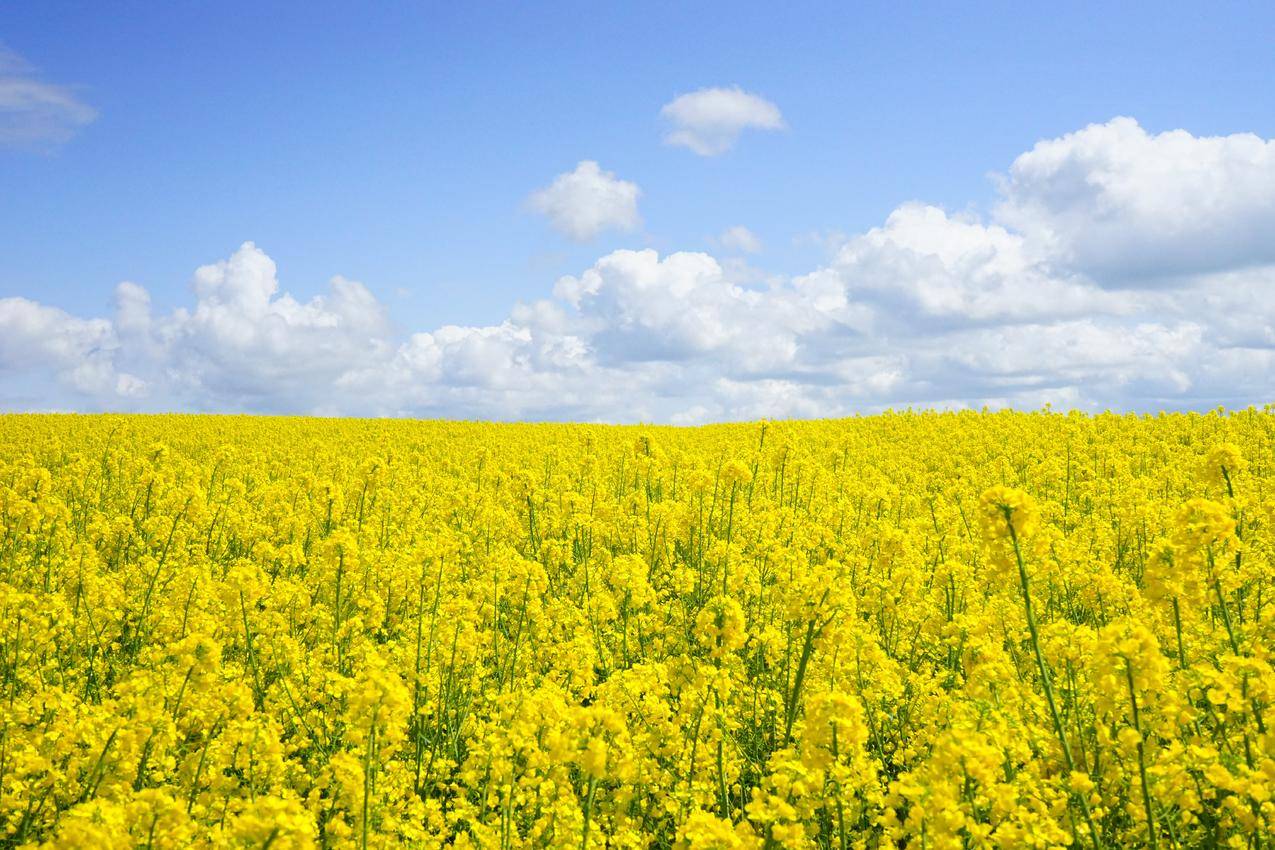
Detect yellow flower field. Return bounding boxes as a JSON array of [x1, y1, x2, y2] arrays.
[[0, 412, 1271, 850]]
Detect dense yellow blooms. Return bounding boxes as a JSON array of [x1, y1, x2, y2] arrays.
[[0, 410, 1271, 849]]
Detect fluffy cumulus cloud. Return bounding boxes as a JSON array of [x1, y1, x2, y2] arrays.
[[0, 47, 97, 148], [661, 86, 785, 156], [5, 117, 1275, 421], [0, 298, 141, 403], [996, 117, 1275, 281], [830, 203, 1132, 325], [526, 161, 642, 241]]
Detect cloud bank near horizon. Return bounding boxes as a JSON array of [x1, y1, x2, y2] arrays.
[[4, 117, 1275, 422]]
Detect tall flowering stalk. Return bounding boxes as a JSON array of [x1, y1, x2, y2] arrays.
[[980, 485, 1103, 850]]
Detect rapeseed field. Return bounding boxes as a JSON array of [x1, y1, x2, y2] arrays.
[[0, 412, 1270, 849]]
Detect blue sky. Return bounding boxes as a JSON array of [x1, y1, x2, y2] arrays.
[[3, 2, 1275, 419]]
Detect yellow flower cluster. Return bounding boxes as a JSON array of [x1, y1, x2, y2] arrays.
[[0, 410, 1271, 849]]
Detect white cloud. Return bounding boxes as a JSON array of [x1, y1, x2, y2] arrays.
[[167, 245, 393, 409], [0, 297, 142, 400], [527, 161, 642, 241], [996, 117, 1275, 281], [6, 118, 1275, 420], [661, 87, 784, 156], [0, 48, 97, 148], [831, 202, 1130, 324], [933, 320, 1201, 396], [716, 225, 763, 254], [554, 249, 812, 370]]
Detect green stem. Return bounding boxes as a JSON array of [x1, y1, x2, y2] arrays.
[[1123, 657, 1159, 850], [581, 775, 598, 850], [1171, 597, 1187, 669], [1004, 509, 1102, 850]]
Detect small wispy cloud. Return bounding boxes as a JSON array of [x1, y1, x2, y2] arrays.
[[715, 225, 763, 254], [661, 86, 784, 156], [0, 47, 97, 150]]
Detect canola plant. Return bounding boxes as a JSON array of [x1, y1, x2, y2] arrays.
[[0, 412, 1270, 849]]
